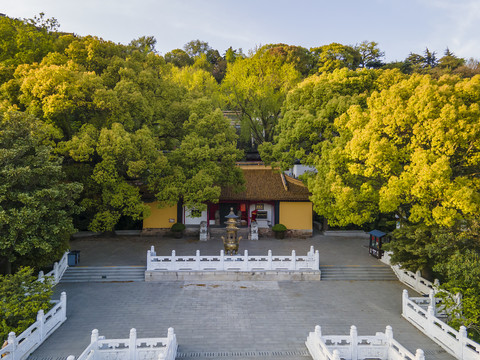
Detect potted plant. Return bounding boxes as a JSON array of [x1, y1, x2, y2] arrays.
[[272, 223, 287, 239], [171, 222, 185, 238]]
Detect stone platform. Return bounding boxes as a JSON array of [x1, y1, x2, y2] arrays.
[[145, 270, 321, 281]]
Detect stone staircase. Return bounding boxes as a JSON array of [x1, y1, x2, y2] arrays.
[[175, 348, 311, 360], [319, 265, 398, 281], [60, 266, 146, 283]]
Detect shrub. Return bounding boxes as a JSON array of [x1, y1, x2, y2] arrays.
[[272, 223, 287, 232], [0, 267, 53, 341], [171, 222, 186, 232]]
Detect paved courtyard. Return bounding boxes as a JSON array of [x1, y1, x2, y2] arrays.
[[30, 232, 454, 360]]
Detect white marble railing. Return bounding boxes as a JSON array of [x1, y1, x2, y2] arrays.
[[391, 266, 439, 295], [305, 325, 424, 360], [146, 246, 319, 272], [381, 252, 439, 295], [38, 251, 69, 285], [402, 289, 480, 360], [1, 292, 67, 360], [71, 328, 177, 360]]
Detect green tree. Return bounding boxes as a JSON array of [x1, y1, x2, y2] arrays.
[[0, 267, 53, 341], [257, 43, 316, 77], [311, 43, 361, 73], [424, 47, 438, 68], [165, 49, 194, 68], [434, 248, 480, 340], [306, 73, 480, 274], [0, 111, 82, 273], [168, 65, 222, 106], [260, 68, 382, 169], [402, 52, 426, 74], [0, 13, 61, 67], [437, 48, 465, 72], [224, 47, 244, 63], [183, 39, 211, 58], [222, 50, 301, 144], [129, 36, 157, 54], [355, 41, 385, 69], [151, 100, 244, 211], [59, 123, 167, 232]]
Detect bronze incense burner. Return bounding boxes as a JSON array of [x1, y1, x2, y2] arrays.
[[222, 207, 242, 255]]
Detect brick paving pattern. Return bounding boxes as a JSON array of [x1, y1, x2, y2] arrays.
[[30, 233, 454, 359]]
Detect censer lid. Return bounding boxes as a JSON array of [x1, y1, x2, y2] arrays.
[[225, 207, 239, 219]]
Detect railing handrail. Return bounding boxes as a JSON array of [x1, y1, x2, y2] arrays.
[[1, 292, 67, 360], [402, 289, 480, 359], [305, 325, 424, 360], [38, 251, 69, 285], [147, 246, 319, 272], [74, 328, 177, 360]]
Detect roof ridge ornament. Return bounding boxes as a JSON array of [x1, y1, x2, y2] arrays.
[[280, 172, 289, 191]]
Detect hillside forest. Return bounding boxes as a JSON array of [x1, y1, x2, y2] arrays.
[[1, 13, 480, 338]]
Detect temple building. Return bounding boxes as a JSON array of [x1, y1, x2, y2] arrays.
[[142, 163, 313, 237]]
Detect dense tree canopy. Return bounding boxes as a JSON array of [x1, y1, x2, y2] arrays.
[[222, 50, 301, 144], [259, 68, 385, 169], [2, 15, 480, 336], [0, 111, 82, 272], [0, 16, 244, 236]]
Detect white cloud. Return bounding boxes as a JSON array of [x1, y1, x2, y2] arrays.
[[421, 0, 480, 59]]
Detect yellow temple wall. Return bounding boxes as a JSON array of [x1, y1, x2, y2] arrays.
[[142, 202, 177, 229], [279, 202, 312, 230]]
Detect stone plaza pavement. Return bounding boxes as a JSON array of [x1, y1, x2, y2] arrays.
[[30, 232, 454, 360]]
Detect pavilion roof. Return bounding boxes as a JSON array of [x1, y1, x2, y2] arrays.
[[220, 165, 311, 201]]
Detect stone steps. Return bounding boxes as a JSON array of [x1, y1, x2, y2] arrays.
[[319, 265, 398, 281], [175, 348, 311, 359], [60, 266, 146, 283]]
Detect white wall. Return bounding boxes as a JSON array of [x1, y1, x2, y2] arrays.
[[183, 207, 208, 225], [292, 165, 316, 178], [249, 203, 274, 227]]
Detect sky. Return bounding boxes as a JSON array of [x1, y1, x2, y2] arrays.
[[2, 0, 480, 62]]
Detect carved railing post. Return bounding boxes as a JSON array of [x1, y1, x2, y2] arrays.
[[61, 292, 67, 321], [8, 332, 17, 360], [415, 349, 425, 360], [195, 250, 201, 271], [415, 271, 421, 290], [244, 250, 249, 271], [267, 250, 272, 270], [53, 262, 59, 283], [37, 309, 45, 342], [429, 289, 436, 316], [291, 250, 296, 270], [426, 305, 435, 336], [402, 290, 409, 316], [385, 325, 393, 345], [350, 325, 358, 360], [220, 250, 225, 270], [171, 250, 176, 271], [129, 328, 137, 360], [458, 326, 467, 359], [90, 329, 99, 360], [147, 250, 152, 271]]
